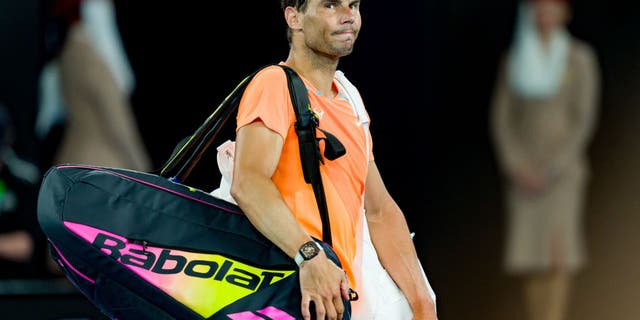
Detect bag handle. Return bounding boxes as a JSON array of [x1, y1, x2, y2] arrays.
[[158, 67, 262, 182]]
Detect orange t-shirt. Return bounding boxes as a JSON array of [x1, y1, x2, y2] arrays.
[[235, 63, 374, 287]]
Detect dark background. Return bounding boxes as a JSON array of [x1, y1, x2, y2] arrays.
[[1, 0, 639, 319]]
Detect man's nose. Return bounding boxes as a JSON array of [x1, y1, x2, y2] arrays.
[[339, 6, 356, 24]]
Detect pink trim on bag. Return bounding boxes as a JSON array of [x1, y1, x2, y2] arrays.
[[55, 165, 242, 215], [227, 307, 295, 320], [227, 312, 266, 320], [257, 306, 296, 320], [50, 241, 96, 284]]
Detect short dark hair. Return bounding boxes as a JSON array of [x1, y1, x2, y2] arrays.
[[280, 0, 308, 11]]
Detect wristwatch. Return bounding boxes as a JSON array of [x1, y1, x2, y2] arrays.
[[294, 240, 323, 267]]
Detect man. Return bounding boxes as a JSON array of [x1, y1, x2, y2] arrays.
[[230, 0, 437, 319]]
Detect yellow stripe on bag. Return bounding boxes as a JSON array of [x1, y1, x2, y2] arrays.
[[164, 252, 296, 317]]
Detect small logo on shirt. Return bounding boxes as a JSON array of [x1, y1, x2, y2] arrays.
[[313, 109, 325, 120]]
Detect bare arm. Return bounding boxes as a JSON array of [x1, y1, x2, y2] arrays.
[[231, 121, 349, 320], [364, 161, 437, 319]]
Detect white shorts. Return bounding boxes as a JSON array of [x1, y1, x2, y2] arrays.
[[351, 221, 436, 320]]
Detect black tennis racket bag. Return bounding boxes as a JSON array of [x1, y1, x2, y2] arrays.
[[37, 65, 352, 320]]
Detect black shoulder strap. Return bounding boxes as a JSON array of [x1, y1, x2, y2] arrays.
[[280, 65, 346, 246]]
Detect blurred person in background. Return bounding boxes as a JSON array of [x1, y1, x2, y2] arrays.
[[37, 0, 151, 172], [489, 0, 601, 319], [36, 0, 152, 274]]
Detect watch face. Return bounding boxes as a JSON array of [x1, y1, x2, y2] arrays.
[[301, 241, 319, 259]]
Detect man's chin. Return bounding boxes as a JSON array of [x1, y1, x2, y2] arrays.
[[336, 46, 355, 57]]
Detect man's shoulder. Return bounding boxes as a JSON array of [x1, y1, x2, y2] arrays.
[[245, 64, 289, 92], [254, 64, 288, 81]]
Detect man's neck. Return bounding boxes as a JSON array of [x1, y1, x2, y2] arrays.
[[285, 50, 340, 99]]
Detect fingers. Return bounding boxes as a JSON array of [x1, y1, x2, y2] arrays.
[[299, 256, 349, 320], [301, 297, 312, 320], [302, 299, 342, 320], [301, 295, 343, 320], [340, 274, 350, 300], [332, 294, 345, 319]]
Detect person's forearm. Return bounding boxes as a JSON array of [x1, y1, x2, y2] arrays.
[[231, 173, 311, 258], [231, 172, 350, 318], [367, 201, 436, 314]]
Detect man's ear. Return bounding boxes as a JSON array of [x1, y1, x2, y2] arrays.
[[284, 6, 302, 31]]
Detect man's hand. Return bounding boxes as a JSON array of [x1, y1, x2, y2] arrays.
[[299, 251, 350, 320]]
